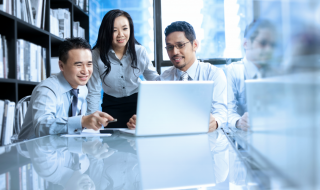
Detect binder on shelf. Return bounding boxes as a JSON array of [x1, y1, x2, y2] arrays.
[[50, 8, 71, 39], [50, 9, 59, 37], [1, 100, 15, 146], [0, 0, 6, 12], [25, 0, 34, 25], [30, 0, 43, 28], [18, 39, 46, 82], [0, 34, 3, 78], [73, 21, 85, 39], [41, 0, 46, 29], [1, 35, 8, 79], [0, 100, 4, 143], [41, 47, 47, 80]]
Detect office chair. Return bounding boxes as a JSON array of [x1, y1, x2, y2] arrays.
[[11, 95, 31, 142]]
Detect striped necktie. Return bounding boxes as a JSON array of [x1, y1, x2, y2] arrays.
[[180, 72, 192, 81]]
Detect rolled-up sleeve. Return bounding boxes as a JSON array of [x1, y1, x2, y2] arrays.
[[210, 68, 227, 129], [86, 50, 102, 115], [32, 87, 82, 137], [226, 66, 241, 129], [140, 47, 160, 81]]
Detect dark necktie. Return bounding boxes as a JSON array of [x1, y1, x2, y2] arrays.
[[69, 89, 79, 117]]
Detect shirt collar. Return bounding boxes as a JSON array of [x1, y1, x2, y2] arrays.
[[243, 56, 259, 79], [109, 45, 130, 56], [176, 59, 199, 80], [57, 72, 75, 94]]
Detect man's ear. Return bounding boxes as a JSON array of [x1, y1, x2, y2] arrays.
[[192, 39, 199, 52], [243, 38, 249, 50], [59, 60, 65, 72]]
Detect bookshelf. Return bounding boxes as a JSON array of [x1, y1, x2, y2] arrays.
[[0, 0, 89, 103]]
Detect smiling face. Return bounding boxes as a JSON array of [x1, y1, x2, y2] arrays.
[[165, 31, 198, 72], [59, 49, 93, 89], [244, 28, 276, 64], [112, 15, 130, 50]]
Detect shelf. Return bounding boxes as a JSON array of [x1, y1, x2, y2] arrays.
[[17, 80, 40, 86], [0, 78, 17, 84], [0, 0, 89, 103], [17, 20, 50, 48], [0, 10, 16, 22], [73, 4, 89, 18]]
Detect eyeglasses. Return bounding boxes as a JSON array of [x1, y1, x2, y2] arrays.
[[165, 41, 190, 51], [255, 39, 276, 48]]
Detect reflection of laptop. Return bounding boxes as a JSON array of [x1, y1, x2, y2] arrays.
[[135, 134, 216, 189], [121, 81, 214, 136]]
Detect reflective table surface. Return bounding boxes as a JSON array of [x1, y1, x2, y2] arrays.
[[0, 129, 307, 190]]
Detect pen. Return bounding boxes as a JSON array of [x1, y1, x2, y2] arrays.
[[107, 119, 117, 123]]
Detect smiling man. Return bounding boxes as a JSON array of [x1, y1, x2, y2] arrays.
[[127, 21, 227, 132], [19, 38, 114, 140], [226, 20, 277, 131]]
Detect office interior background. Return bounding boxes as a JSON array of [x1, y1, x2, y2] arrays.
[[0, 0, 319, 189]]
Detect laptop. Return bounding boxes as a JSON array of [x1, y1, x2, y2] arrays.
[[120, 81, 214, 136], [135, 134, 216, 189]]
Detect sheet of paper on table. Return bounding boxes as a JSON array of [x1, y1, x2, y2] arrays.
[[61, 129, 112, 137]]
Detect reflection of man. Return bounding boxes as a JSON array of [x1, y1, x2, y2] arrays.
[[27, 136, 114, 190], [208, 130, 229, 185], [26, 136, 113, 190], [19, 38, 114, 140], [127, 21, 227, 132], [226, 20, 276, 131]]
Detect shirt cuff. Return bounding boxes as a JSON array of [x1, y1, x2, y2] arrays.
[[215, 118, 222, 129], [230, 116, 241, 129], [68, 115, 83, 134], [68, 138, 83, 154]]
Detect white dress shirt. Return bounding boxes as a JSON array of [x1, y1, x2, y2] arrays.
[[86, 45, 159, 114], [159, 60, 227, 129], [226, 57, 261, 129]]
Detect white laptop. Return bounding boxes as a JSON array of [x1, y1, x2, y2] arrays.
[[120, 81, 214, 136], [135, 134, 216, 189]]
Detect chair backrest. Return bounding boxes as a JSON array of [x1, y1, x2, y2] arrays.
[[12, 96, 31, 140]]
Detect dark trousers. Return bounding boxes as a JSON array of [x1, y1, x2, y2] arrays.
[[102, 93, 138, 128]]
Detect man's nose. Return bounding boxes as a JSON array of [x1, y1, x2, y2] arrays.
[[81, 65, 89, 74], [173, 46, 180, 55]]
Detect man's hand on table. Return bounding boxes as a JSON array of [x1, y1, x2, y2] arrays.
[[127, 114, 136, 129], [82, 140, 115, 159], [209, 114, 218, 132], [236, 112, 249, 131], [81, 111, 114, 130], [127, 114, 218, 132]]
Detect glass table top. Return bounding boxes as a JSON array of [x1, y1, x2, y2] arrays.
[[0, 129, 304, 190]]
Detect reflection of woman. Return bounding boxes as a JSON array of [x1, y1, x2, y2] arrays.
[[87, 9, 159, 128]]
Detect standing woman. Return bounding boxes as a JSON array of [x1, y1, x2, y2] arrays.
[[87, 9, 159, 128]]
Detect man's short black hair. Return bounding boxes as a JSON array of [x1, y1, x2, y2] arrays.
[[59, 37, 91, 64], [244, 20, 276, 42], [164, 21, 196, 43]]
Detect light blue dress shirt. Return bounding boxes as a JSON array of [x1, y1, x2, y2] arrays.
[[86, 44, 160, 114], [27, 136, 89, 187], [18, 72, 87, 139], [226, 56, 261, 129], [159, 60, 227, 129]]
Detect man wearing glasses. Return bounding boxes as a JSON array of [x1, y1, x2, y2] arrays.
[[127, 21, 227, 132], [226, 20, 277, 131]]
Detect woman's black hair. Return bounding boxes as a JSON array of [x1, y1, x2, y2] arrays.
[[93, 9, 140, 85]]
